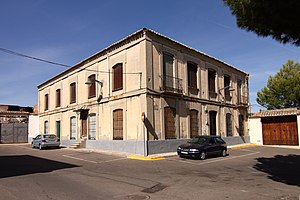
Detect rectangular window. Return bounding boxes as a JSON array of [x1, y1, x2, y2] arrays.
[[208, 70, 216, 98], [88, 114, 96, 140], [163, 53, 174, 89], [113, 109, 123, 140], [44, 94, 49, 111], [70, 82, 76, 104], [88, 74, 96, 98], [113, 63, 123, 91], [224, 75, 231, 99], [56, 89, 61, 107], [188, 62, 197, 89]]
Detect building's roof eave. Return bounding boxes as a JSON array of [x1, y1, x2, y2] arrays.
[[38, 28, 248, 89]]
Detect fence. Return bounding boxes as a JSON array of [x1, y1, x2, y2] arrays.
[[0, 123, 28, 144]]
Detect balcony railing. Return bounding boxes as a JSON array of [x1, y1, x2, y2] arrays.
[[237, 95, 248, 105], [160, 75, 183, 94]]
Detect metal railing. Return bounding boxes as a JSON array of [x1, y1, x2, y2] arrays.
[[160, 75, 183, 94]]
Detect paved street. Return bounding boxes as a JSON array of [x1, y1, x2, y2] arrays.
[[0, 144, 299, 200]]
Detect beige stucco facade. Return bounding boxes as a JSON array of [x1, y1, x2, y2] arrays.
[[38, 29, 249, 153]]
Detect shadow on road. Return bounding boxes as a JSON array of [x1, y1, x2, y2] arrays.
[[253, 154, 300, 186], [0, 155, 78, 179]]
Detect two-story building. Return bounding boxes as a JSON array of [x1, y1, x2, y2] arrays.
[[38, 28, 249, 155]]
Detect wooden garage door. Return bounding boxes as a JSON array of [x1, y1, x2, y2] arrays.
[[262, 116, 299, 145]]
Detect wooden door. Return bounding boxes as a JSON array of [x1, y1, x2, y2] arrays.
[[164, 107, 176, 139], [262, 116, 298, 145]]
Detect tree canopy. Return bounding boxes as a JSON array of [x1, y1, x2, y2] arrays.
[[224, 0, 300, 46], [256, 60, 300, 109]]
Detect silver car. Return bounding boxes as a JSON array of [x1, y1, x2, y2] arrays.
[[31, 134, 60, 150]]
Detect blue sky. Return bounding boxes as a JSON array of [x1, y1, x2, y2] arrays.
[[0, 0, 299, 112]]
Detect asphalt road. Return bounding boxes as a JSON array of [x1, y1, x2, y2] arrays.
[[0, 144, 299, 200]]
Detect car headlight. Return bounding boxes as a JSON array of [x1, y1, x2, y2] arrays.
[[189, 149, 199, 152], [177, 147, 182, 150]]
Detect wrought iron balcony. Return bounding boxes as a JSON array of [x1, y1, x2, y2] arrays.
[[160, 75, 183, 94], [237, 95, 248, 106]]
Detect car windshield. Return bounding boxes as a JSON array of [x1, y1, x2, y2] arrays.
[[44, 135, 57, 139], [188, 137, 208, 144]]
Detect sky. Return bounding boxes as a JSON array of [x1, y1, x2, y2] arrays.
[[0, 0, 299, 112]]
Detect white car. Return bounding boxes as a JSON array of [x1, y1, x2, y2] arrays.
[[32, 134, 60, 150]]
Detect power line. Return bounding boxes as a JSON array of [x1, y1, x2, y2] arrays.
[[0, 47, 71, 68], [0, 47, 141, 74]]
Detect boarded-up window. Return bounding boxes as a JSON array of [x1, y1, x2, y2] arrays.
[[188, 62, 197, 89], [208, 70, 216, 94], [44, 94, 49, 111], [164, 107, 176, 139], [88, 74, 96, 98], [56, 89, 61, 107], [44, 121, 49, 134], [226, 113, 233, 136], [113, 63, 123, 91], [190, 109, 199, 138], [88, 114, 96, 140], [113, 109, 123, 140], [70, 82, 76, 104], [209, 111, 217, 135]]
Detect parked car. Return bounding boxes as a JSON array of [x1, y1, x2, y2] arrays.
[[31, 134, 60, 150], [177, 135, 227, 160]]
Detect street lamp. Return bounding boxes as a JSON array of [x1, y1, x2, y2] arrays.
[[218, 85, 235, 103], [85, 78, 104, 103]]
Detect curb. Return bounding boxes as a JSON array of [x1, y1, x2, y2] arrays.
[[228, 143, 258, 149], [127, 155, 164, 161]]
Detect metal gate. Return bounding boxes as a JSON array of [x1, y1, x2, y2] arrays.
[[0, 123, 28, 143]]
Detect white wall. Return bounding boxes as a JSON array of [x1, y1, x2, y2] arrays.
[[248, 118, 263, 145], [28, 115, 39, 142]]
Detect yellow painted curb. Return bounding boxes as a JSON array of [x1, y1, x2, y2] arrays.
[[127, 155, 164, 161], [230, 144, 258, 149]]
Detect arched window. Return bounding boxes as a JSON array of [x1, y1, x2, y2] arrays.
[[56, 89, 61, 107], [164, 107, 176, 139], [88, 74, 96, 98], [226, 113, 233, 137], [113, 63, 123, 91], [209, 111, 217, 136], [190, 109, 199, 138], [239, 114, 244, 136], [70, 117, 76, 140], [44, 121, 49, 134], [208, 69, 216, 98], [113, 109, 123, 140], [88, 114, 96, 140], [44, 94, 49, 111]]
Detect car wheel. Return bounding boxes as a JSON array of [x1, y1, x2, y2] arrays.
[[199, 151, 206, 160], [221, 149, 227, 157], [39, 144, 43, 150]]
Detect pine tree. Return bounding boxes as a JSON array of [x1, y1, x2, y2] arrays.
[[257, 60, 300, 109]]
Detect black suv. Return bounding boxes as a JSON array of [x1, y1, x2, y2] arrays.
[[177, 135, 227, 160]]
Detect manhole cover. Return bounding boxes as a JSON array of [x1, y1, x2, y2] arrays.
[[128, 194, 150, 200]]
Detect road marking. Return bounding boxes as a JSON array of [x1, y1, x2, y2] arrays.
[[62, 155, 97, 164], [97, 157, 127, 164], [166, 151, 260, 166], [62, 154, 127, 164]]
